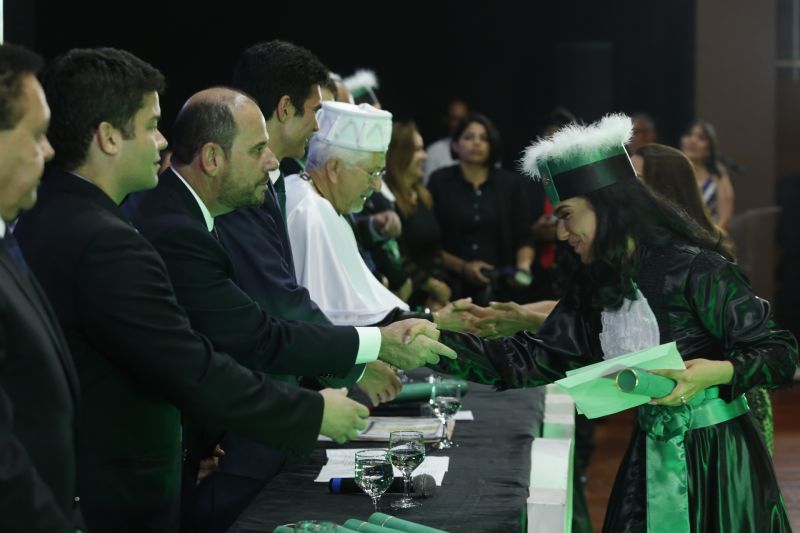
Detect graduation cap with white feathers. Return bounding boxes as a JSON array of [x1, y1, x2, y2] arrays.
[[521, 113, 636, 204], [343, 69, 380, 106]]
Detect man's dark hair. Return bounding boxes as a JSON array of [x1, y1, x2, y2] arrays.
[[40, 47, 166, 170], [0, 43, 43, 130], [232, 40, 329, 119], [170, 92, 244, 165]]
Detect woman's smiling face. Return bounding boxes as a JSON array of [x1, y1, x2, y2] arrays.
[[554, 196, 597, 264]]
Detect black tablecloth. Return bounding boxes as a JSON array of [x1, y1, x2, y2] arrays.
[[228, 381, 544, 533]]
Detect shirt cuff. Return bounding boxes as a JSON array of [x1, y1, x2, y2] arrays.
[[355, 327, 381, 364]]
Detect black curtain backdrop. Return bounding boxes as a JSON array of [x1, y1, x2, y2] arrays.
[[7, 0, 695, 168]]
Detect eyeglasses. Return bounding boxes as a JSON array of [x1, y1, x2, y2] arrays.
[[345, 161, 385, 184]]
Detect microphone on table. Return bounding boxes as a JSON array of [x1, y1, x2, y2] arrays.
[[328, 473, 437, 498]]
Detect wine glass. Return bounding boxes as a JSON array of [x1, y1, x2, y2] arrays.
[[293, 520, 337, 532], [430, 378, 463, 450], [389, 430, 426, 509], [354, 449, 394, 512]]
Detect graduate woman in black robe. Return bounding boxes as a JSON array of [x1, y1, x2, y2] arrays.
[[438, 114, 796, 533]]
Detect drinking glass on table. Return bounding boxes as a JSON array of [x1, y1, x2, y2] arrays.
[[389, 430, 426, 509], [430, 378, 463, 450], [293, 520, 337, 532], [354, 449, 394, 512]]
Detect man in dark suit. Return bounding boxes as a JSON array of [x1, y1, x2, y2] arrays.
[[223, 40, 403, 398], [14, 47, 372, 533], [0, 42, 79, 533], [130, 86, 456, 532]]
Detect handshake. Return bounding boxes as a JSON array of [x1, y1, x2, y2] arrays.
[[431, 298, 556, 339]]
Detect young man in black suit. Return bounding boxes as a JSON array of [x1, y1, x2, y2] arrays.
[[0, 42, 79, 533], [130, 86, 456, 532], [14, 48, 375, 533]]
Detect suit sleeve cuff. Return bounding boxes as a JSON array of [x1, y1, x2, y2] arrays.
[[355, 327, 381, 364]]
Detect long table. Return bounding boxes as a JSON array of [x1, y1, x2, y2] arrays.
[[228, 381, 545, 533]]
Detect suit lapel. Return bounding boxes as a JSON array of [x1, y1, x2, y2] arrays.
[[0, 244, 80, 402]]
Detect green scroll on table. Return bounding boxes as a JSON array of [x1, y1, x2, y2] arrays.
[[368, 513, 451, 533], [272, 514, 449, 533], [272, 525, 358, 533], [342, 519, 404, 532], [391, 380, 468, 404]]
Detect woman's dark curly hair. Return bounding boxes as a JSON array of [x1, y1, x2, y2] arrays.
[[555, 175, 734, 310]]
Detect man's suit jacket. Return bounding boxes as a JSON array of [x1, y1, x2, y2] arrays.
[[0, 237, 79, 532], [216, 178, 330, 326], [131, 168, 361, 377], [15, 169, 324, 532], [209, 178, 366, 484]]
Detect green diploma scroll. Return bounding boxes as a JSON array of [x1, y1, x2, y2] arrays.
[[391, 380, 468, 404], [367, 513, 451, 533], [343, 519, 404, 532], [615, 367, 675, 398]]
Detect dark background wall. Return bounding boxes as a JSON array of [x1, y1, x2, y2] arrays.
[[6, 0, 695, 168]]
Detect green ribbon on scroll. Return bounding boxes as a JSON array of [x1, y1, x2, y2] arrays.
[[636, 387, 749, 533]]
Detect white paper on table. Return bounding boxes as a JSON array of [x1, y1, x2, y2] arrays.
[[314, 448, 449, 485], [355, 417, 444, 441], [554, 342, 685, 419], [452, 410, 474, 421], [317, 416, 450, 443]]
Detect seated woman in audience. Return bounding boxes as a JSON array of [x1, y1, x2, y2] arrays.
[[427, 113, 535, 306], [384, 121, 452, 311], [437, 114, 795, 532], [680, 120, 735, 231], [632, 142, 775, 454]]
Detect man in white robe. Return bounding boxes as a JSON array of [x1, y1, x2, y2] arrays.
[[285, 102, 409, 326]]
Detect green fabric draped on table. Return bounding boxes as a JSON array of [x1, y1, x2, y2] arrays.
[[637, 386, 749, 533]]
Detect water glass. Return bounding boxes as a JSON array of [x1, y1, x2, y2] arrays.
[[354, 449, 394, 511], [389, 430, 426, 509], [430, 378, 463, 449]]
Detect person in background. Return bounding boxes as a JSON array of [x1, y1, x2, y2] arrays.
[[343, 69, 380, 107], [428, 113, 534, 306], [680, 119, 734, 231], [423, 98, 469, 183], [384, 120, 452, 310], [626, 112, 658, 155], [632, 142, 774, 454]]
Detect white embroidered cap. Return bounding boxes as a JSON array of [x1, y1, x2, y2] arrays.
[[315, 101, 393, 152]]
